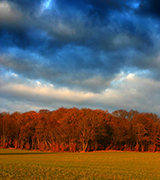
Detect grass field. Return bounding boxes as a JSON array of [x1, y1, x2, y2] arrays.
[[0, 149, 160, 180]]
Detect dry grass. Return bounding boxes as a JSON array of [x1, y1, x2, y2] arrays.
[[0, 149, 160, 179]]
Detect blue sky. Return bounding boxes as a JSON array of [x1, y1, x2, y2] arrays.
[[1, 0, 160, 114]]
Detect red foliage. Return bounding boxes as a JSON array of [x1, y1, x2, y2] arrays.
[[0, 108, 160, 153], [25, 143, 31, 150], [51, 142, 59, 152]]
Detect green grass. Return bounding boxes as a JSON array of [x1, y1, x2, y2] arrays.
[[0, 149, 160, 180]]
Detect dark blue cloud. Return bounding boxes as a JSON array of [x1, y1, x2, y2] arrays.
[[137, 0, 160, 18], [0, 0, 160, 93], [56, 0, 130, 13], [55, 0, 133, 21], [1, 0, 160, 115]]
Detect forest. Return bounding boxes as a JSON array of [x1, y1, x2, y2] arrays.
[[0, 108, 160, 152]]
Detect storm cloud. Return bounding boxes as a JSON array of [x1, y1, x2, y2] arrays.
[[1, 0, 160, 114]]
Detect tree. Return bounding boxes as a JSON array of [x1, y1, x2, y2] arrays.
[[108, 115, 133, 150], [132, 113, 154, 151], [77, 109, 107, 151], [0, 112, 14, 148], [10, 112, 22, 148], [20, 111, 40, 150]]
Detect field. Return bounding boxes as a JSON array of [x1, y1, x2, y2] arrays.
[[0, 149, 160, 180]]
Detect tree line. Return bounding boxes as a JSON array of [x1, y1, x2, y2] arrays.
[[0, 107, 160, 152]]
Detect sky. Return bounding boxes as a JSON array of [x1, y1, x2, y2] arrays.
[[1, 0, 160, 115]]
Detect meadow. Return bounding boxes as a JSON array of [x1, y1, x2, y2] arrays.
[[0, 149, 160, 180]]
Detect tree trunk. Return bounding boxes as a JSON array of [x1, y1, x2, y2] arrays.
[[83, 141, 88, 151]]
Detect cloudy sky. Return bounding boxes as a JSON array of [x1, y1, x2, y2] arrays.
[[1, 0, 160, 114]]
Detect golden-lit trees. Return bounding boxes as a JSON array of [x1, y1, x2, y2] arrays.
[[107, 115, 133, 150], [0, 113, 3, 147], [36, 109, 53, 151], [19, 111, 40, 150], [132, 113, 156, 151], [56, 108, 79, 152], [0, 112, 13, 148], [10, 112, 22, 149], [77, 108, 109, 151], [0, 108, 160, 152]]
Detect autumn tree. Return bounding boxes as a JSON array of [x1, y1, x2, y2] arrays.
[[0, 112, 14, 148], [76, 109, 108, 151], [132, 113, 155, 151], [10, 112, 22, 148], [19, 111, 40, 150], [0, 108, 160, 153]]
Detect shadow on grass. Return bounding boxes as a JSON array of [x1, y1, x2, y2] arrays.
[[0, 152, 57, 155]]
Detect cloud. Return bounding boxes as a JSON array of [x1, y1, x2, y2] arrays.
[[1, 70, 160, 115], [0, 1, 23, 25], [1, 0, 160, 114], [0, 71, 97, 112], [0, 46, 130, 93], [137, 0, 160, 18], [98, 73, 160, 114], [0, 0, 156, 53], [6, 0, 44, 14], [55, 0, 132, 19], [1, 29, 160, 93]]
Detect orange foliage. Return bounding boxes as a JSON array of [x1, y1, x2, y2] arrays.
[[0, 108, 160, 152]]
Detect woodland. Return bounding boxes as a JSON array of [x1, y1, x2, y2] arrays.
[[0, 108, 160, 152]]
